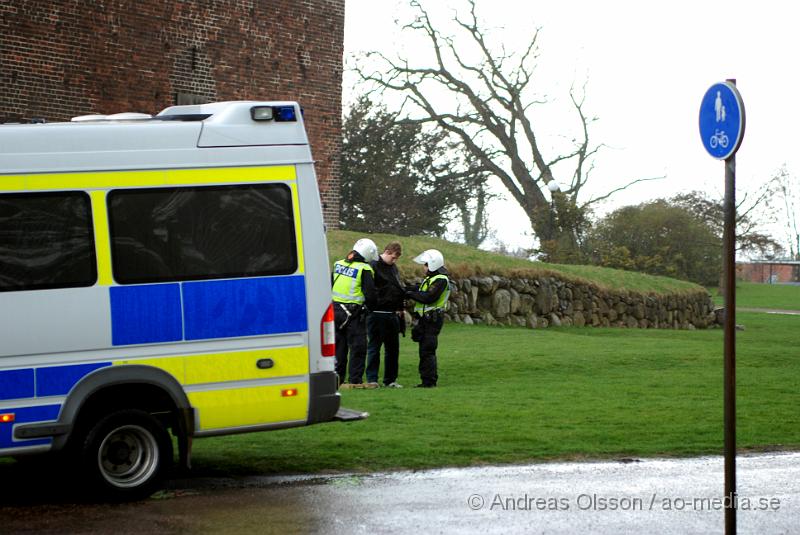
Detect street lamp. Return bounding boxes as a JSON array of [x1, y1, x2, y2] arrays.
[[547, 181, 560, 240]]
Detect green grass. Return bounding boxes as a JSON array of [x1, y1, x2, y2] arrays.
[[328, 230, 703, 295], [710, 282, 800, 310], [187, 312, 800, 477]]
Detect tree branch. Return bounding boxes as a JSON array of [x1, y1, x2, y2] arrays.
[[583, 176, 666, 207]]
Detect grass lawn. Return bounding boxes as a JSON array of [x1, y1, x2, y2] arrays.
[[188, 312, 800, 477], [710, 282, 800, 310]]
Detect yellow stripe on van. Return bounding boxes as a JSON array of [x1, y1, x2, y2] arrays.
[[113, 356, 186, 383], [188, 383, 308, 430], [184, 347, 309, 385], [89, 190, 113, 285], [167, 166, 296, 184], [0, 175, 26, 191], [111, 347, 308, 385], [290, 183, 305, 275], [28, 170, 167, 190], [4, 166, 297, 191]]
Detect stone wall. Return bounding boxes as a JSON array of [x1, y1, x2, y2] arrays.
[[423, 275, 717, 330]]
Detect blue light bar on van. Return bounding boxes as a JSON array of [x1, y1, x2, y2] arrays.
[[273, 105, 297, 122], [250, 105, 297, 122]]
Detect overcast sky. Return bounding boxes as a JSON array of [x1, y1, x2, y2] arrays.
[[343, 0, 798, 251]]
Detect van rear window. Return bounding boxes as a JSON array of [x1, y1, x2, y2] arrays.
[[108, 184, 298, 284], [0, 192, 97, 292]]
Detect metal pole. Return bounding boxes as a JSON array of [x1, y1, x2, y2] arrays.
[[723, 127, 737, 534]]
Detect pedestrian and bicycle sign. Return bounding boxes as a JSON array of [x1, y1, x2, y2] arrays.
[[699, 81, 745, 160], [699, 78, 745, 535]]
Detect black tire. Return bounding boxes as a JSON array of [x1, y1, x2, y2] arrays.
[[79, 409, 172, 501]]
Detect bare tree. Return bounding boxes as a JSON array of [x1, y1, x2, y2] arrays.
[[768, 165, 800, 259], [448, 148, 494, 247], [457, 180, 492, 247], [355, 0, 660, 247]]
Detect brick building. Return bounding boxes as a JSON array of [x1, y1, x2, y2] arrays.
[[737, 261, 800, 284], [0, 0, 343, 226]]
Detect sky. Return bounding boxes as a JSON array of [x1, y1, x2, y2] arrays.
[[343, 0, 799, 252]]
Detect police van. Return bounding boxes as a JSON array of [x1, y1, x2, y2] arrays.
[[0, 101, 350, 498]]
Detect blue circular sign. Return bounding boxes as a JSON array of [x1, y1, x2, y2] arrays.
[[699, 82, 745, 160]]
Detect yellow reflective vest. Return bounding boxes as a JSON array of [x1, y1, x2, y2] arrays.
[[332, 260, 374, 304], [414, 273, 450, 315]]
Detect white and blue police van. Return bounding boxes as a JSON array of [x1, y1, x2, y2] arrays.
[[0, 101, 351, 499]]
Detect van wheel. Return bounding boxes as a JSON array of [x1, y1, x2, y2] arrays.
[[80, 409, 172, 500]]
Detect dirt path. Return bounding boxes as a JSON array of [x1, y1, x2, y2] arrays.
[[738, 307, 800, 315]]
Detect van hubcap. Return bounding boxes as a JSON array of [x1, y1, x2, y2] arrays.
[[98, 424, 159, 488]]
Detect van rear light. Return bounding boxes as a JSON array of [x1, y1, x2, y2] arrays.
[[0, 413, 14, 423], [321, 303, 336, 357]]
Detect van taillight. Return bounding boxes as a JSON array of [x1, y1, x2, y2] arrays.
[[321, 303, 336, 357]]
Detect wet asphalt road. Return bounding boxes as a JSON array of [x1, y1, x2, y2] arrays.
[[1, 452, 798, 534]]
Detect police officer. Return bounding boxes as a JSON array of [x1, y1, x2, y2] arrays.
[[405, 249, 450, 388], [332, 238, 378, 388]]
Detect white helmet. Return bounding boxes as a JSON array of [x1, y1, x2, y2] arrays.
[[353, 238, 379, 262], [413, 249, 445, 272]]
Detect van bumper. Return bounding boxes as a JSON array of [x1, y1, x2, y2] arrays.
[[307, 371, 341, 424]]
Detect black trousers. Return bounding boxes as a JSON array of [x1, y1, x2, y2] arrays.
[[366, 312, 400, 385], [414, 315, 443, 386], [334, 304, 367, 384]]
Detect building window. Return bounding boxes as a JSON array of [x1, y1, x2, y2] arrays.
[[175, 92, 209, 105], [108, 184, 297, 284], [0, 192, 96, 291]]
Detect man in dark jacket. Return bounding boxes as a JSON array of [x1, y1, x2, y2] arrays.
[[365, 242, 405, 388]]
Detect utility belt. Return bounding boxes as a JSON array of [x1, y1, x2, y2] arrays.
[[417, 308, 444, 322], [411, 309, 444, 342], [337, 302, 364, 312], [334, 302, 366, 330]]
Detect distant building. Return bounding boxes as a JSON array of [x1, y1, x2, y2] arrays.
[[0, 0, 344, 227], [737, 261, 800, 284]]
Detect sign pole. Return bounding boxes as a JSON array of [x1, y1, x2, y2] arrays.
[[723, 148, 736, 535], [698, 78, 744, 535]]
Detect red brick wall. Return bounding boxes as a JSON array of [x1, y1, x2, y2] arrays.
[[737, 263, 800, 283], [0, 0, 342, 227]]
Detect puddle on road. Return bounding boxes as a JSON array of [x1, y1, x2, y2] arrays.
[[4, 453, 799, 534]]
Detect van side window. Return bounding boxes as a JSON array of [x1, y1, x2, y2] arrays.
[[0, 191, 97, 292], [107, 184, 298, 284]]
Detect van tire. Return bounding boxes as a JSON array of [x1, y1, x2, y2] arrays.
[[79, 409, 172, 501]]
